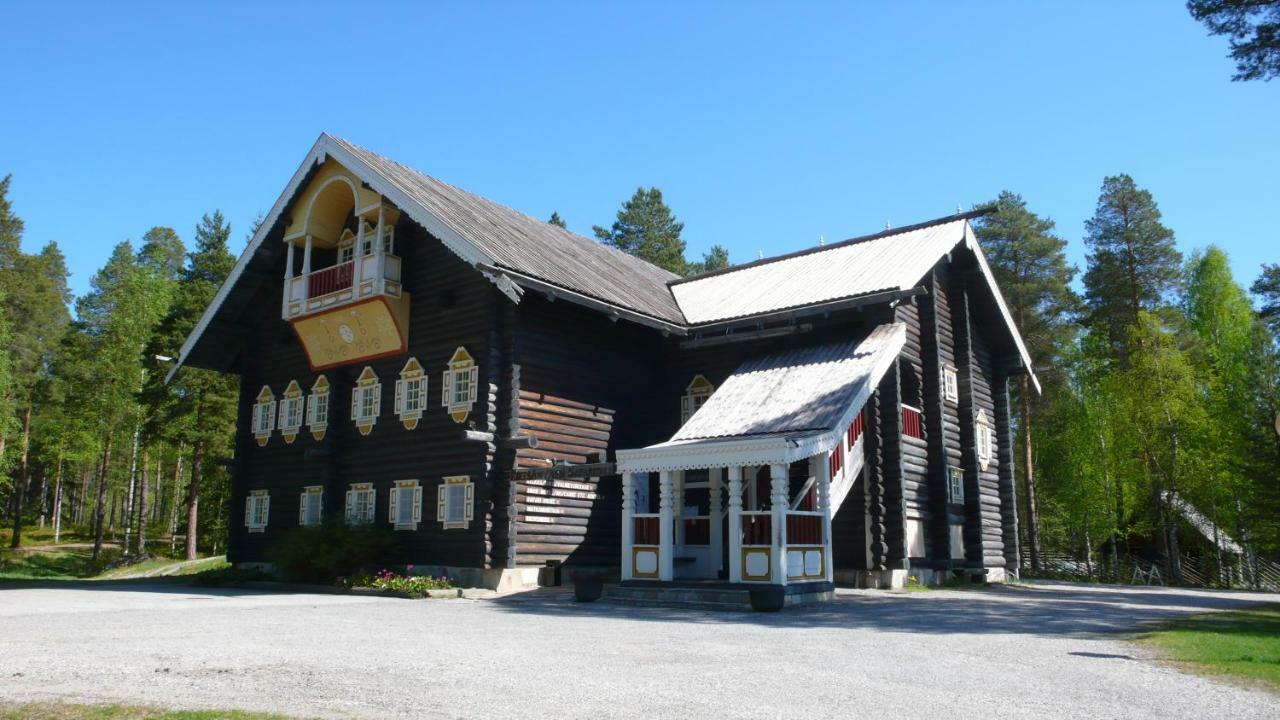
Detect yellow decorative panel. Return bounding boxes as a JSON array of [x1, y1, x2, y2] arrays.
[[290, 296, 409, 371]]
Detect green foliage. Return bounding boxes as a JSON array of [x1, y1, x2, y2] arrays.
[[267, 521, 398, 584], [547, 210, 567, 228], [685, 244, 731, 276], [347, 568, 455, 597], [1188, 0, 1280, 81], [1251, 262, 1280, 337], [593, 187, 688, 274]]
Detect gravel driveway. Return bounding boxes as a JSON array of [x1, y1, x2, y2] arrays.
[[0, 580, 1276, 719]]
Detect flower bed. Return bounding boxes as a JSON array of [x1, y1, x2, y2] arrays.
[[346, 568, 455, 598]]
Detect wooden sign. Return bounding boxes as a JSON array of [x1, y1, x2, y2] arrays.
[[511, 462, 616, 482], [290, 296, 409, 371]]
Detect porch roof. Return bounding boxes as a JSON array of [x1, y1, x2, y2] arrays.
[[616, 322, 905, 473]]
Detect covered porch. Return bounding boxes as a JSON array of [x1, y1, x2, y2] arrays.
[[614, 323, 905, 607]]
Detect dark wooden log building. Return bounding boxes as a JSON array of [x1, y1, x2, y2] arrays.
[[173, 134, 1038, 592]]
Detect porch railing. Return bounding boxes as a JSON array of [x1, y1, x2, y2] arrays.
[[633, 514, 660, 545], [741, 511, 771, 545], [307, 260, 355, 298], [786, 511, 823, 545]]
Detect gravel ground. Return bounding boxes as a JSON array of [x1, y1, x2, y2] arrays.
[[0, 580, 1277, 719]]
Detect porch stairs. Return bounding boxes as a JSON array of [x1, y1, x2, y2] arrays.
[[600, 582, 754, 611]]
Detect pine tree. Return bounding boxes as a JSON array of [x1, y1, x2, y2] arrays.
[[593, 188, 687, 274], [974, 191, 1079, 572], [1188, 0, 1280, 81], [1082, 174, 1181, 360], [547, 211, 567, 228], [685, 245, 730, 276], [1251, 263, 1280, 337]]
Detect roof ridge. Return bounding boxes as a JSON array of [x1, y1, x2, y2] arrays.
[[669, 208, 993, 287]]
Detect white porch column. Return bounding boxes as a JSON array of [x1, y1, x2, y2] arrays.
[[621, 472, 635, 581], [727, 466, 743, 583], [301, 235, 313, 275], [658, 470, 674, 582], [375, 205, 387, 283], [284, 241, 295, 279], [771, 463, 789, 585], [672, 470, 685, 551], [816, 455, 834, 584], [708, 467, 724, 577]]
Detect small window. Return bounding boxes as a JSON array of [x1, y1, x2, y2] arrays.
[[438, 476, 474, 530], [345, 483, 376, 525], [245, 490, 270, 532], [680, 375, 715, 424], [976, 409, 994, 470], [441, 347, 479, 423], [339, 240, 355, 265], [251, 386, 276, 446], [388, 480, 422, 530], [299, 486, 323, 526], [948, 467, 965, 504], [351, 366, 382, 436], [278, 380, 304, 444], [943, 366, 958, 403], [307, 375, 330, 441], [394, 357, 427, 430]]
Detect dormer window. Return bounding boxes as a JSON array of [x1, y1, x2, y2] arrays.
[[442, 347, 479, 423], [680, 375, 715, 424], [395, 357, 427, 430], [306, 375, 330, 441], [251, 386, 276, 446], [351, 366, 382, 436], [278, 380, 304, 444]]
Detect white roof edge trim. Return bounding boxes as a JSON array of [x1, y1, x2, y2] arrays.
[[963, 224, 1041, 395], [167, 133, 499, 383], [615, 323, 906, 473]]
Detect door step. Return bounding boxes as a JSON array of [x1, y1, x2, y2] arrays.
[[600, 584, 753, 611]]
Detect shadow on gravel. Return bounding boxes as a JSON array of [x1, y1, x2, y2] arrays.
[[487, 583, 1280, 638]]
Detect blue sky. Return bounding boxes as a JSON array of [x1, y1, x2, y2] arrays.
[[1, 2, 1275, 300]]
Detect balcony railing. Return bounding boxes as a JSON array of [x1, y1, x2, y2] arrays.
[[307, 261, 354, 298], [283, 251, 403, 320], [901, 404, 923, 439]]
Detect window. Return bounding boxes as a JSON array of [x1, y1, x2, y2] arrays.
[[278, 380, 304, 444], [948, 467, 965, 504], [351, 366, 382, 436], [388, 480, 422, 530], [943, 366, 958, 403], [438, 476, 475, 530], [680, 375, 715, 424], [394, 357, 427, 430], [345, 483, 376, 525], [299, 486, 323, 526], [307, 375, 330, 441], [338, 230, 356, 265], [441, 347, 479, 423], [251, 386, 276, 446], [976, 409, 994, 471], [245, 490, 270, 532]]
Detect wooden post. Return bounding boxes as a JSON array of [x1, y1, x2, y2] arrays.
[[816, 454, 834, 584], [727, 466, 743, 583], [284, 241, 294, 279], [301, 235, 313, 275], [708, 467, 723, 577], [621, 472, 635, 581], [672, 470, 684, 552], [771, 463, 789, 585], [658, 470, 674, 582]]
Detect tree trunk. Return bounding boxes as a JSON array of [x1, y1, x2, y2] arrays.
[[36, 467, 49, 529], [9, 406, 33, 549], [186, 440, 203, 561], [169, 444, 184, 549], [1018, 375, 1042, 572], [123, 423, 140, 555], [136, 447, 149, 556], [52, 452, 64, 543], [92, 436, 113, 560]]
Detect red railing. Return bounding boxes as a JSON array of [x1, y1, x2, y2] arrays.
[[787, 513, 823, 545], [634, 516, 660, 545], [829, 443, 844, 478], [682, 517, 710, 545], [742, 513, 772, 545], [307, 261, 355, 298], [847, 410, 865, 447], [901, 404, 923, 439]]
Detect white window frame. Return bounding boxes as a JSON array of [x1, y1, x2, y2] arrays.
[[351, 367, 382, 435], [345, 482, 376, 525], [943, 365, 959, 404], [388, 479, 422, 530], [245, 490, 270, 532], [299, 486, 323, 527], [278, 380, 304, 443], [976, 409, 994, 470], [394, 357, 427, 430], [251, 386, 276, 446], [442, 347, 479, 422], [680, 375, 715, 424], [947, 467, 965, 505], [307, 375, 330, 440], [338, 233, 356, 265], [438, 476, 475, 530]]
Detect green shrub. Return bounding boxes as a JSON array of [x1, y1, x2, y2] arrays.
[[347, 568, 454, 597], [267, 521, 397, 584]]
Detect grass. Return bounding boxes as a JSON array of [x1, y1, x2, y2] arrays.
[[0, 702, 298, 719], [0, 524, 95, 548], [1140, 604, 1280, 690], [96, 555, 229, 580], [0, 545, 118, 580]]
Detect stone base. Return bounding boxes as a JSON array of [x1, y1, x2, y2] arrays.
[[233, 562, 543, 592], [835, 568, 911, 589], [603, 580, 834, 611]]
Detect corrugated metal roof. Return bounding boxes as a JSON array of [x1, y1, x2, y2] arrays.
[[670, 219, 968, 325], [332, 137, 687, 325], [672, 322, 905, 441]]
